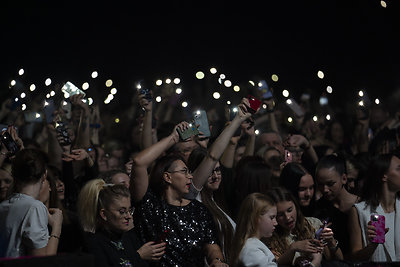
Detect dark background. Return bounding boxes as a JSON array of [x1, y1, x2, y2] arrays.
[[1, 0, 399, 115]]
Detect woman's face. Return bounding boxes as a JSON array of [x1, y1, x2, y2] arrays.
[[111, 173, 130, 189], [257, 206, 277, 238], [298, 174, 314, 207], [55, 178, 65, 201], [205, 162, 222, 191], [0, 169, 13, 201], [385, 156, 400, 191], [101, 196, 133, 233], [316, 167, 345, 201], [276, 200, 297, 232], [166, 160, 193, 195]]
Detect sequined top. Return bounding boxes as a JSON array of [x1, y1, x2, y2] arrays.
[[134, 190, 218, 267]]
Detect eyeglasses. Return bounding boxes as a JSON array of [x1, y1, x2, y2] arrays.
[[112, 207, 135, 217], [209, 167, 221, 178], [166, 168, 192, 176]]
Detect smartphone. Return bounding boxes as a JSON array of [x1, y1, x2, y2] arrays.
[[24, 112, 43, 123], [177, 123, 199, 141], [193, 110, 211, 137], [284, 149, 292, 163], [61, 81, 86, 98], [258, 80, 273, 100], [55, 121, 72, 146], [247, 95, 262, 114], [315, 218, 329, 240], [1, 131, 20, 155], [371, 214, 385, 244], [157, 229, 168, 244], [228, 106, 241, 137], [287, 98, 305, 117], [44, 99, 56, 124]]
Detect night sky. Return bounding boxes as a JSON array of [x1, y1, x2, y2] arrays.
[[1, 0, 400, 114]]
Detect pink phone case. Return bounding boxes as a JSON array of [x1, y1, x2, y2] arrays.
[[371, 214, 385, 244]]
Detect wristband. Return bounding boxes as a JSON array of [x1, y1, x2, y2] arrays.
[[50, 234, 60, 239], [214, 257, 225, 263]]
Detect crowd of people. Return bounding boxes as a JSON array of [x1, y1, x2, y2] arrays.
[[0, 81, 399, 267]]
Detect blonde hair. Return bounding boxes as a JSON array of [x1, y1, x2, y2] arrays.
[[77, 179, 130, 233], [230, 193, 276, 266]]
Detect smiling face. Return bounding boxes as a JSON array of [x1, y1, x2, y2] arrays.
[[205, 162, 222, 191], [0, 169, 13, 201], [298, 174, 314, 207], [55, 178, 65, 201], [101, 196, 133, 233], [257, 206, 278, 238], [276, 200, 297, 233]]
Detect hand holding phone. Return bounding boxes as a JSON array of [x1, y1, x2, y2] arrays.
[[284, 150, 293, 163], [177, 122, 199, 141], [1, 131, 20, 156], [370, 214, 385, 243], [247, 95, 261, 114], [193, 110, 211, 137]]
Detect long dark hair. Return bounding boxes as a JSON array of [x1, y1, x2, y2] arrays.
[[264, 187, 315, 258], [187, 147, 234, 262], [361, 153, 396, 210], [233, 156, 272, 215], [279, 162, 316, 216]]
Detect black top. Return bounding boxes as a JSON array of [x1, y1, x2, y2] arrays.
[[134, 190, 218, 267], [83, 228, 148, 267], [313, 197, 351, 256]]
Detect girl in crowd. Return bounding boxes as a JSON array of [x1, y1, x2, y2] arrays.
[[280, 162, 316, 217], [183, 98, 255, 263], [187, 147, 236, 263], [0, 149, 63, 257], [230, 192, 278, 267], [265, 187, 343, 267], [77, 179, 165, 267], [314, 154, 359, 256], [348, 153, 400, 262]]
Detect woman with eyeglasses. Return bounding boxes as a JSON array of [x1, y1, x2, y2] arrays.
[[77, 179, 165, 267]]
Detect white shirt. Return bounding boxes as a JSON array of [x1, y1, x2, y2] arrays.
[[0, 193, 49, 257], [239, 237, 277, 267]]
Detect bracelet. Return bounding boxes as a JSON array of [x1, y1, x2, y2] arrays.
[[329, 239, 339, 251], [50, 234, 60, 239], [214, 257, 225, 263]]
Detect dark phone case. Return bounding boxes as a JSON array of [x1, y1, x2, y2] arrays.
[[177, 125, 199, 140], [1, 132, 20, 155], [55, 121, 72, 146]]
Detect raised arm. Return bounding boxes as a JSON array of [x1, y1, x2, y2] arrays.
[[191, 98, 253, 190], [138, 92, 154, 150], [130, 122, 185, 202]]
